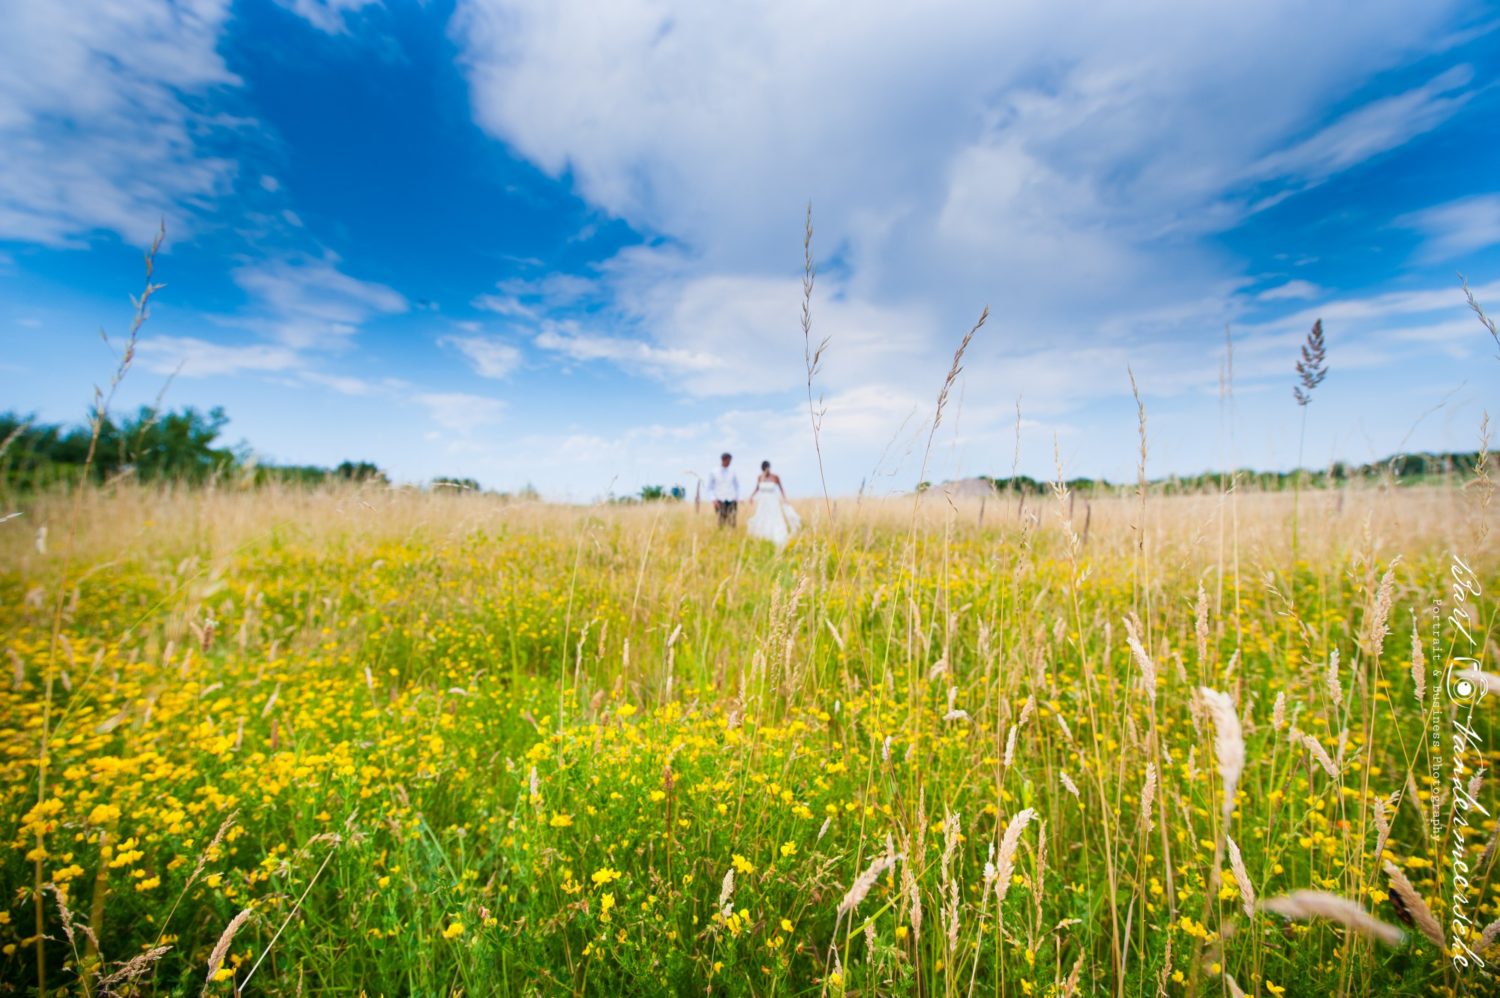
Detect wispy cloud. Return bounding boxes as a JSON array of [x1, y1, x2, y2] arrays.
[[232, 256, 407, 348], [135, 336, 302, 377], [1398, 192, 1500, 262], [534, 320, 723, 377], [472, 273, 600, 318], [1258, 280, 1323, 302], [414, 392, 506, 432], [0, 1, 238, 246], [275, 0, 381, 34], [1244, 65, 1474, 202], [134, 254, 405, 388], [441, 334, 524, 379], [299, 370, 384, 396]]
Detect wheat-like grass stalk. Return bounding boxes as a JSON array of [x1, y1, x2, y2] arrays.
[[1382, 860, 1444, 947], [933, 310, 986, 437], [1226, 836, 1254, 918], [1460, 273, 1500, 359], [1373, 791, 1395, 863], [994, 807, 1037, 907], [1194, 581, 1209, 668], [940, 810, 962, 953], [202, 907, 255, 995], [1060, 771, 1081, 799], [45, 882, 100, 967], [1326, 649, 1342, 709], [1290, 727, 1340, 778], [1139, 764, 1157, 834], [1199, 688, 1243, 823], [718, 867, 735, 917], [912, 307, 989, 535], [1124, 614, 1157, 704], [1060, 952, 1085, 996], [837, 852, 900, 918], [1363, 564, 1397, 659], [1259, 890, 1404, 946], [97, 945, 172, 996], [1479, 915, 1500, 951], [1293, 319, 1328, 407], [801, 202, 833, 520], [1410, 614, 1426, 703], [902, 853, 922, 942]]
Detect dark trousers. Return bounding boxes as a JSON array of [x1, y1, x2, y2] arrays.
[[715, 500, 738, 528]]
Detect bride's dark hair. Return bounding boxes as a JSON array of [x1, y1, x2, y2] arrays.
[[761, 461, 771, 471]]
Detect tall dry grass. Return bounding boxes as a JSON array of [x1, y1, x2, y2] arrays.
[[1, 472, 1494, 994]]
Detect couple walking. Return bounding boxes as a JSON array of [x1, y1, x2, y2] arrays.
[[705, 452, 801, 548]]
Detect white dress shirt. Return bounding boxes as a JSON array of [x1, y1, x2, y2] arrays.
[[706, 466, 739, 501]]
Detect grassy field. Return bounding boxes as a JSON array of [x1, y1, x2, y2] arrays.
[[1, 480, 1497, 996]]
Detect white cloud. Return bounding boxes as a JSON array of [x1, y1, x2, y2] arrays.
[[450, 0, 1477, 429], [300, 370, 381, 395], [534, 321, 723, 376], [135, 256, 408, 390], [276, 0, 381, 34], [0, 1, 238, 246], [1398, 193, 1500, 262], [232, 256, 407, 348], [471, 293, 535, 318], [1258, 280, 1323, 302], [1227, 277, 1500, 377], [472, 273, 600, 317], [441, 334, 524, 379], [414, 392, 506, 432], [135, 336, 302, 377], [1244, 65, 1473, 198], [452, 2, 1467, 263]]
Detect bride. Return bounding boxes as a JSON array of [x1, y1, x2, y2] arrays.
[[746, 460, 801, 549]]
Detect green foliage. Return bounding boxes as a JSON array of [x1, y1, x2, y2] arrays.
[[336, 460, 389, 484], [250, 464, 335, 487], [968, 451, 1492, 496], [0, 408, 399, 492], [0, 406, 236, 487]]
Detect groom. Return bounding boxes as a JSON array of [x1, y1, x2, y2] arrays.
[[706, 452, 739, 528]]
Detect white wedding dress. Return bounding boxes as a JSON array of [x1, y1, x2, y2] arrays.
[[746, 479, 801, 548]]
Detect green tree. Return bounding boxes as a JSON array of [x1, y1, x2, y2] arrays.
[[336, 461, 388, 484]]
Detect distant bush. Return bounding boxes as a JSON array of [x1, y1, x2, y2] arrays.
[[336, 460, 389, 484]]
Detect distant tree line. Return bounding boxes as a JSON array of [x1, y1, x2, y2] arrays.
[[0, 407, 397, 491], [0, 407, 238, 488], [968, 451, 1492, 495]]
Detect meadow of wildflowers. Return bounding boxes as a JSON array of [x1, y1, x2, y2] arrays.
[[1, 481, 1495, 996]]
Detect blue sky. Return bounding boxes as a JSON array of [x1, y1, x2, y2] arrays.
[[2, 0, 1498, 499]]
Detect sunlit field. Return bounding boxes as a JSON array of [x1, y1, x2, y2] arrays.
[[2, 480, 1496, 996]]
